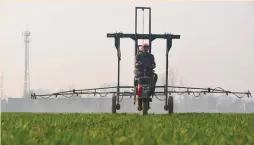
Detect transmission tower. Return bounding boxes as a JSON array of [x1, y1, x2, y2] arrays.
[[22, 28, 31, 98]]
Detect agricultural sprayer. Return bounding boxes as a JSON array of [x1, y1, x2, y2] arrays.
[[31, 7, 252, 115]]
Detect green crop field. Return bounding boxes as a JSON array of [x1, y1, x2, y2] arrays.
[[1, 113, 254, 145]]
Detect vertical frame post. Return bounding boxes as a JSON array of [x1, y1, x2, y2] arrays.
[[165, 38, 173, 109], [117, 56, 120, 105], [135, 7, 138, 56], [114, 36, 121, 109], [134, 8, 138, 99], [148, 8, 152, 53], [117, 39, 120, 106], [165, 47, 169, 107]]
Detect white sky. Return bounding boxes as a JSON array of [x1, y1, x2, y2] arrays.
[[0, 1, 254, 98]]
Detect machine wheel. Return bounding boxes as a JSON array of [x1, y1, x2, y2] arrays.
[[142, 100, 149, 115], [112, 94, 117, 113], [168, 96, 174, 114], [137, 98, 142, 111]]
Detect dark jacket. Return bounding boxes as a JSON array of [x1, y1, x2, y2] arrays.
[[134, 52, 156, 76]]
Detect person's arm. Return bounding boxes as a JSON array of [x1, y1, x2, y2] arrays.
[[135, 54, 142, 68], [151, 54, 156, 69]]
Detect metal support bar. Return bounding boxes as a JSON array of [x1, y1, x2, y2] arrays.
[[117, 56, 120, 105], [112, 36, 121, 106], [135, 8, 138, 55], [136, 7, 150, 9], [135, 7, 152, 53], [31, 89, 252, 99], [167, 39, 173, 52], [165, 38, 173, 106], [165, 48, 169, 106], [107, 33, 180, 40], [148, 8, 152, 53]]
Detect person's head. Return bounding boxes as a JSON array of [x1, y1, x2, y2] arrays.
[[141, 43, 149, 53]]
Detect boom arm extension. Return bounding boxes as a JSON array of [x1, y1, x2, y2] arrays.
[[31, 85, 252, 99]]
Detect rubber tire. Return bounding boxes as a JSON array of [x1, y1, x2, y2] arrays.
[[142, 100, 149, 115], [168, 96, 174, 114], [112, 94, 117, 113]]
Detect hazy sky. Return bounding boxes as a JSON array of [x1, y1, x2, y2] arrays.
[[0, 1, 253, 98]]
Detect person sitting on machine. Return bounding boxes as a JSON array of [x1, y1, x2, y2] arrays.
[[134, 43, 158, 97]]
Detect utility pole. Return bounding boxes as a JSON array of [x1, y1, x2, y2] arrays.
[[22, 28, 31, 98]]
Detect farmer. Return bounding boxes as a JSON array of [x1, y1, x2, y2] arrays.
[[134, 43, 158, 109]]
